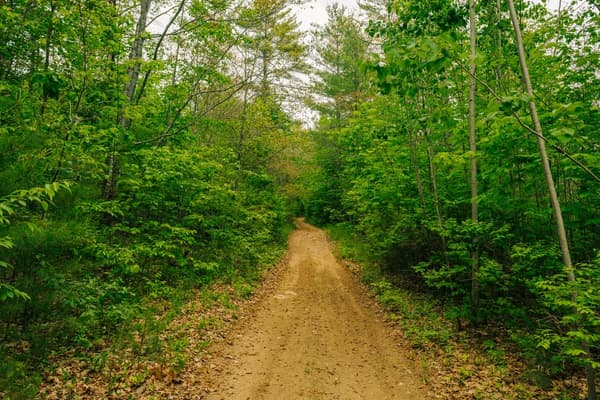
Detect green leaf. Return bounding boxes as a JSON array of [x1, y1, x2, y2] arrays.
[[0, 236, 13, 249], [0, 283, 30, 302], [564, 348, 587, 357]]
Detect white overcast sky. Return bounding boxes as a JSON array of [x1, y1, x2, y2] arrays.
[[293, 0, 359, 31], [293, 0, 575, 31], [151, 1, 577, 33]]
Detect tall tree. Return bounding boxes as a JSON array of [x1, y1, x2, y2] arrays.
[[506, 1, 595, 397], [103, 0, 153, 200], [232, 0, 306, 173], [310, 4, 373, 127], [468, 0, 480, 320], [301, 0, 599, 395], [239, 0, 306, 99]]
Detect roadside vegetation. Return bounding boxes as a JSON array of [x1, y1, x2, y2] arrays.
[[302, 1, 599, 398], [1, 0, 598, 398], [0, 0, 302, 397], [329, 225, 588, 399]]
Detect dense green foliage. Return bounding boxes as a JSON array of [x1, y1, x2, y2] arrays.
[[1, 0, 599, 397], [0, 0, 304, 396], [302, 0, 599, 395]]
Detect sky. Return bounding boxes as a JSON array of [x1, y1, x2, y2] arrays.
[[293, 0, 574, 31], [293, 0, 359, 31], [149, 1, 577, 33]]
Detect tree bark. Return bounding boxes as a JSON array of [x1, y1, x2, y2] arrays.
[[408, 130, 425, 207], [103, 0, 152, 200], [424, 128, 449, 267], [123, 0, 152, 111], [469, 0, 480, 321], [506, 0, 573, 291], [235, 85, 250, 190], [495, 0, 503, 92]]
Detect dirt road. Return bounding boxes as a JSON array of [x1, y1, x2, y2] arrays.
[[204, 220, 428, 399]]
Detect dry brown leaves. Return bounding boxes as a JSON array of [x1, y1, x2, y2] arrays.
[[419, 341, 588, 400], [333, 258, 587, 397], [37, 255, 289, 400]]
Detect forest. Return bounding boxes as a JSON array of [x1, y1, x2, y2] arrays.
[[0, 0, 598, 398]]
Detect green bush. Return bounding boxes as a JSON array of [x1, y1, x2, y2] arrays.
[[534, 255, 600, 375]]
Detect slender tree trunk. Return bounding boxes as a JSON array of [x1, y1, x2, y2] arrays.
[[40, 0, 56, 116], [506, 2, 595, 398], [102, 138, 119, 201], [409, 130, 425, 207], [261, 48, 270, 99], [495, 0, 503, 92], [135, 0, 185, 105], [103, 0, 152, 200], [166, 42, 181, 128], [235, 86, 250, 189], [506, 0, 574, 291], [469, 0, 480, 321], [424, 129, 449, 266], [123, 0, 152, 113]]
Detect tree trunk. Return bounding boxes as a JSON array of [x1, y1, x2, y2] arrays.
[[103, 0, 152, 200], [495, 0, 503, 92], [261, 48, 270, 99], [135, 0, 185, 105], [506, 0, 574, 295], [506, 1, 595, 398], [469, 0, 480, 321], [409, 130, 425, 207], [235, 86, 250, 190], [123, 0, 152, 113], [424, 129, 449, 266], [40, 0, 56, 116]]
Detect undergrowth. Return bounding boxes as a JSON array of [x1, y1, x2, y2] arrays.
[[1, 234, 289, 400], [326, 223, 586, 400]]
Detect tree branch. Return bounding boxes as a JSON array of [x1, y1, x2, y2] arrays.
[[458, 62, 600, 184]]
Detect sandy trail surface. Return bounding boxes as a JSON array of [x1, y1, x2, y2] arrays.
[[204, 220, 428, 399]]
